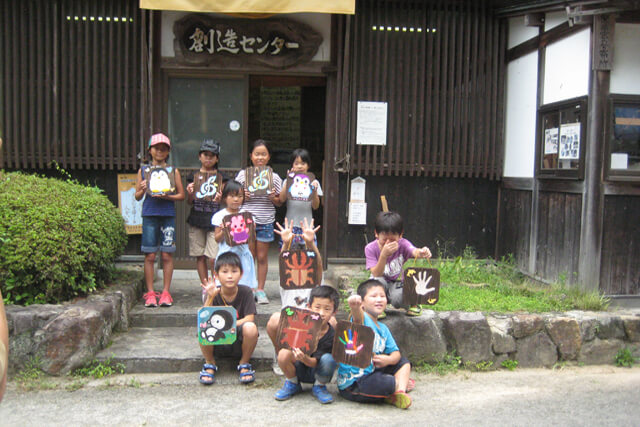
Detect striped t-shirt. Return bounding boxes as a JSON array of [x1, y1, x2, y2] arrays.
[[235, 169, 282, 225]]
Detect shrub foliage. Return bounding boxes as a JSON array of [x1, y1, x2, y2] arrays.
[[0, 171, 127, 304]]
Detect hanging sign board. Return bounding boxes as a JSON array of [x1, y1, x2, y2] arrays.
[[117, 174, 143, 234], [348, 176, 367, 225], [356, 101, 388, 146]]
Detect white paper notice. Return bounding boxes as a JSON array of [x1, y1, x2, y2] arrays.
[[356, 101, 387, 146], [348, 202, 367, 225], [611, 153, 629, 169], [350, 177, 366, 202]]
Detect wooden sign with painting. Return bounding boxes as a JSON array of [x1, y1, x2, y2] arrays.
[[275, 306, 324, 355], [285, 171, 316, 202], [403, 267, 440, 306], [245, 166, 273, 196], [331, 320, 375, 369], [197, 306, 237, 346], [279, 249, 321, 290], [193, 172, 222, 203], [222, 212, 255, 246], [144, 165, 176, 196]]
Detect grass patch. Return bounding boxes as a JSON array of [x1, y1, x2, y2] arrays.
[[72, 355, 125, 379], [13, 356, 60, 391], [415, 352, 462, 376], [501, 359, 519, 371], [614, 348, 637, 367]]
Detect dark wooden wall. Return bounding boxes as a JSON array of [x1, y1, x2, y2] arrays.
[[335, 175, 498, 258], [600, 195, 640, 295], [496, 188, 531, 271]]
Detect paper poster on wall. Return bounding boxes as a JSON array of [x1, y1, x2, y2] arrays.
[[356, 101, 387, 146], [350, 177, 366, 201], [348, 202, 367, 225], [544, 128, 558, 155], [117, 174, 143, 234], [559, 123, 580, 160]]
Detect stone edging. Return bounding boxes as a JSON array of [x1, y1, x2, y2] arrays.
[[383, 310, 640, 368], [5, 280, 143, 375]]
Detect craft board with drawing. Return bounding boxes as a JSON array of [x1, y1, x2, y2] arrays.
[[402, 260, 440, 306], [245, 166, 273, 196], [197, 306, 237, 345], [275, 306, 324, 355], [279, 249, 321, 290], [222, 212, 255, 246], [193, 172, 222, 203], [331, 320, 375, 369], [144, 165, 176, 196], [285, 171, 316, 202]]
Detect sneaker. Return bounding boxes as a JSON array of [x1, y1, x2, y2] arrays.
[[143, 291, 158, 307], [158, 291, 173, 307], [384, 391, 412, 409], [272, 360, 284, 376], [255, 290, 269, 304], [406, 305, 422, 317], [274, 380, 302, 401], [311, 384, 334, 404]]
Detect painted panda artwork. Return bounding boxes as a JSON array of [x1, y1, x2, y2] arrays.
[[197, 306, 237, 346], [286, 171, 315, 202]]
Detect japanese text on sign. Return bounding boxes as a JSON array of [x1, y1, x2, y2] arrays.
[[188, 27, 300, 56]]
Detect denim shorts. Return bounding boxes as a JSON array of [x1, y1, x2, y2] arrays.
[[141, 216, 176, 253], [255, 222, 274, 243]]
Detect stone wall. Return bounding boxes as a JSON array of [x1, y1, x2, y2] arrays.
[[383, 310, 640, 367], [5, 280, 142, 375]]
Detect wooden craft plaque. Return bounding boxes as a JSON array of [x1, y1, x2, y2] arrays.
[[197, 306, 237, 346], [275, 306, 324, 355], [144, 165, 176, 196], [279, 249, 321, 290], [193, 172, 222, 202], [331, 320, 375, 369], [245, 166, 273, 196], [285, 171, 316, 202], [222, 212, 255, 246], [403, 267, 440, 306]]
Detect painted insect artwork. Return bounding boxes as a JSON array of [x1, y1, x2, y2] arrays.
[[403, 267, 440, 306], [144, 165, 176, 196], [331, 320, 375, 368], [279, 249, 321, 290], [222, 212, 255, 246], [197, 306, 237, 346], [193, 172, 221, 203], [245, 166, 273, 196], [275, 306, 324, 355], [285, 171, 316, 202]]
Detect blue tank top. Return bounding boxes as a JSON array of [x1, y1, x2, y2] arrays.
[[141, 165, 176, 217]]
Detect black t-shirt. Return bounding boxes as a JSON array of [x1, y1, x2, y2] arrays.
[[311, 324, 335, 361], [212, 285, 257, 320], [186, 170, 223, 229]]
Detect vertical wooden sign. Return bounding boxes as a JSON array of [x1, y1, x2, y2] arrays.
[[275, 306, 324, 355], [222, 212, 256, 246], [245, 166, 273, 196], [279, 249, 321, 289], [331, 320, 375, 368], [197, 306, 237, 345], [593, 14, 615, 71], [403, 267, 440, 306]]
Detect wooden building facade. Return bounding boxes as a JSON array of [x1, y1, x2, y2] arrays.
[[1, 0, 637, 296]]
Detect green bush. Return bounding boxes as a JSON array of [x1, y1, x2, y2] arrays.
[[0, 171, 127, 305]]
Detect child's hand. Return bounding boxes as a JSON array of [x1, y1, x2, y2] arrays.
[[213, 191, 222, 203], [275, 218, 294, 245], [200, 276, 220, 300], [301, 217, 320, 245], [244, 188, 251, 199], [139, 180, 148, 192], [380, 240, 399, 258], [292, 347, 310, 364], [347, 294, 362, 310], [417, 246, 432, 259], [268, 191, 279, 203], [372, 354, 391, 368], [186, 182, 194, 194]]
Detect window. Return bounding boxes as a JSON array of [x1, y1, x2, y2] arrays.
[[607, 95, 640, 180], [537, 96, 587, 179]]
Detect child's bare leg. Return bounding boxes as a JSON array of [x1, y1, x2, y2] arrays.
[[209, 257, 215, 281], [199, 343, 217, 366], [256, 241, 270, 291], [143, 252, 156, 293], [277, 349, 296, 378], [160, 252, 174, 293], [394, 363, 411, 393], [266, 312, 281, 347], [239, 322, 258, 367], [195, 255, 208, 284]]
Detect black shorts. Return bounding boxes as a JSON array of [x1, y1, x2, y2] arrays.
[[213, 322, 251, 358], [339, 356, 411, 403]]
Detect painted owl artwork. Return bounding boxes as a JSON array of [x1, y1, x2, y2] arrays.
[[145, 165, 176, 196], [286, 171, 315, 202], [222, 212, 256, 246], [197, 306, 237, 346]]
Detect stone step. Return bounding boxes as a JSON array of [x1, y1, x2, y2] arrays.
[[96, 325, 275, 374]]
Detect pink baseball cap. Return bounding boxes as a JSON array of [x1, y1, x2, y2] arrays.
[[148, 133, 171, 148]]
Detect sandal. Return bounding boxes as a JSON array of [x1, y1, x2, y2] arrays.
[[237, 363, 255, 384], [199, 363, 217, 385], [406, 305, 422, 317]]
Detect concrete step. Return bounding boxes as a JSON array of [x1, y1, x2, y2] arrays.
[[96, 325, 275, 374]]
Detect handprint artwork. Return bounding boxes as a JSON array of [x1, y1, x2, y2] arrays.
[[332, 320, 375, 368], [275, 306, 324, 355], [403, 267, 440, 306]]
